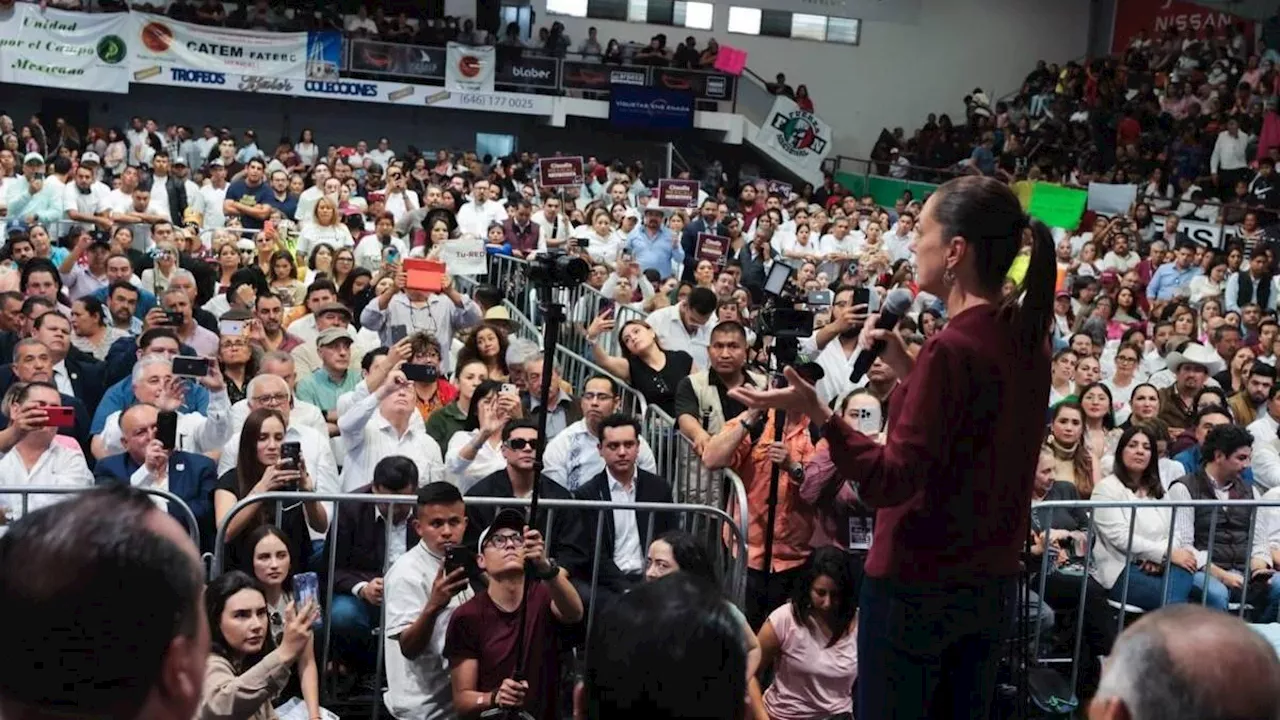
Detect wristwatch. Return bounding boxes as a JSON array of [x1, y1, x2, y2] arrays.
[[534, 559, 560, 580], [787, 464, 805, 482]]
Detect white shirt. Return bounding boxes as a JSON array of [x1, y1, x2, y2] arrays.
[[52, 360, 75, 398], [62, 180, 110, 229], [1211, 130, 1253, 173], [102, 391, 233, 455], [339, 383, 444, 491], [383, 541, 474, 720], [646, 303, 715, 368], [1255, 486, 1280, 568], [455, 199, 508, 238], [1249, 412, 1280, 491], [1099, 251, 1140, 274], [296, 186, 324, 226], [444, 430, 508, 492], [1167, 470, 1265, 570], [199, 183, 228, 230], [608, 470, 644, 574], [800, 333, 862, 406], [384, 190, 420, 224], [355, 234, 409, 273], [542, 419, 658, 492], [1090, 474, 1174, 589], [0, 441, 94, 525], [346, 15, 378, 34], [574, 226, 624, 266], [368, 149, 396, 170], [532, 210, 571, 250], [297, 223, 355, 256]]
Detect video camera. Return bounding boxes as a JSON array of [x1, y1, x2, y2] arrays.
[[528, 249, 590, 289], [753, 262, 826, 341]]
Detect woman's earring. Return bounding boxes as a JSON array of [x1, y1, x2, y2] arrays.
[[943, 268, 956, 287]]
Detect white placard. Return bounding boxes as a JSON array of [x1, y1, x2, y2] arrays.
[[438, 236, 488, 276], [445, 42, 495, 93], [0, 5, 130, 93], [1087, 182, 1138, 215]]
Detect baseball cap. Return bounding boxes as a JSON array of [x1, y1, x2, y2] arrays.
[[22, 152, 44, 166], [172, 156, 188, 167], [80, 152, 102, 166], [314, 301, 353, 320], [317, 327, 354, 347], [477, 508, 527, 552], [209, 158, 225, 167]]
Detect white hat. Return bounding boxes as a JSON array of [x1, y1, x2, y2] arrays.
[[22, 152, 44, 165], [642, 199, 672, 217], [80, 152, 102, 165], [1165, 342, 1226, 377]]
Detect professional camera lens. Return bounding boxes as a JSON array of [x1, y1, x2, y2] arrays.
[[529, 250, 590, 288]]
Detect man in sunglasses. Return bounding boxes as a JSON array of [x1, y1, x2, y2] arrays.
[[444, 507, 583, 720], [463, 419, 589, 581]]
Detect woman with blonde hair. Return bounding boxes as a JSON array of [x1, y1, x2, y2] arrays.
[[296, 197, 353, 256], [1045, 401, 1098, 498]]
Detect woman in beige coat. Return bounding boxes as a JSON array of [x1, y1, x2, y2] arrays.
[[200, 571, 318, 720]]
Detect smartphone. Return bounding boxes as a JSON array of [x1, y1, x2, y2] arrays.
[[171, 356, 210, 378], [402, 363, 439, 383], [43, 405, 75, 429], [278, 441, 302, 474], [501, 383, 517, 396], [807, 290, 833, 306], [389, 324, 408, 344], [161, 310, 184, 327], [598, 305, 616, 320], [218, 319, 245, 336], [763, 262, 793, 296], [851, 287, 871, 308], [384, 245, 401, 264], [444, 545, 476, 576], [292, 572, 323, 626], [156, 410, 178, 449], [854, 406, 882, 434]]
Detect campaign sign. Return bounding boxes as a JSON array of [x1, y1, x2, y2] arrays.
[[537, 156, 584, 187], [658, 179, 699, 209]]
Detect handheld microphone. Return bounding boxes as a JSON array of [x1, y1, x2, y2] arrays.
[[849, 288, 914, 384]]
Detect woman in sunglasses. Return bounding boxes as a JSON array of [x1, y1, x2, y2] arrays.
[[443, 380, 523, 492]]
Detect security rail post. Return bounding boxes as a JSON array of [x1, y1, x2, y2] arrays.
[[0, 485, 202, 548]]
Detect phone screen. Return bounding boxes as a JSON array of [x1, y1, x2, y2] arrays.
[[292, 572, 323, 626]]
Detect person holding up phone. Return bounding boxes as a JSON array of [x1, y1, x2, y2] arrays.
[[799, 285, 871, 406], [0, 381, 93, 525], [384, 482, 476, 720], [361, 257, 481, 375]]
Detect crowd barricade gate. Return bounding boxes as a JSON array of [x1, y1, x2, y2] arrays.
[[210, 491, 746, 719], [503, 298, 544, 345], [642, 404, 722, 509], [1029, 497, 1280, 696], [486, 254, 530, 315], [0, 485, 202, 549], [553, 345, 644, 418]]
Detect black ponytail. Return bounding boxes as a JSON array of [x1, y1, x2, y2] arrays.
[[1017, 217, 1058, 348]]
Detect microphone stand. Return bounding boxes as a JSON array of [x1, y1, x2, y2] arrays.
[[480, 283, 561, 720]]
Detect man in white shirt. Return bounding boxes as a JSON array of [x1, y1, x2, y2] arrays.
[[542, 376, 658, 492], [800, 286, 867, 405], [1248, 386, 1280, 491], [346, 5, 379, 35], [646, 287, 718, 368], [1211, 117, 1254, 200], [533, 195, 572, 251], [0, 381, 93, 523], [383, 166, 419, 224], [881, 213, 916, 264], [454, 179, 508, 238], [1100, 233, 1141, 274], [338, 357, 444, 490], [368, 138, 396, 171], [198, 159, 230, 230], [383, 481, 474, 720], [63, 155, 113, 233], [92, 354, 233, 459]]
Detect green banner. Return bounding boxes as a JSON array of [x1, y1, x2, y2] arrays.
[[1027, 182, 1087, 231], [833, 171, 939, 210]]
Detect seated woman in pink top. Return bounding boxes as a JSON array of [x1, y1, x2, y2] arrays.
[[749, 548, 859, 720]]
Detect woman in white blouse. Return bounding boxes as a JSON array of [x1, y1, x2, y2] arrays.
[[294, 128, 319, 170], [1092, 425, 1197, 610], [444, 381, 523, 491], [296, 197, 353, 257], [575, 208, 624, 267]]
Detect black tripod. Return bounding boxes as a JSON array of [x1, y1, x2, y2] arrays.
[[480, 285, 565, 720]]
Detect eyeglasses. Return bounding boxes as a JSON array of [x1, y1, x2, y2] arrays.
[[484, 532, 523, 550], [221, 339, 248, 348], [505, 438, 537, 451], [1116, 355, 1138, 364], [253, 392, 290, 405]]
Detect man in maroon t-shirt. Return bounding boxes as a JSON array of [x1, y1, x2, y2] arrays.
[[443, 508, 584, 720]]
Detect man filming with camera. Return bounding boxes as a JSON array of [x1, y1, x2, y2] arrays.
[[801, 285, 870, 405]]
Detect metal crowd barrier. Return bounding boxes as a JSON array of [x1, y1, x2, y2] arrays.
[[503, 298, 543, 345], [210, 491, 747, 719], [553, 345, 644, 418], [643, 404, 726, 509], [0, 485, 202, 549], [487, 253, 529, 313], [1029, 497, 1280, 695]]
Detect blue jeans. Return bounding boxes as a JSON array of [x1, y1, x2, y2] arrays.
[[1108, 563, 1195, 610], [1194, 571, 1280, 621], [329, 594, 378, 670], [857, 576, 1015, 720]]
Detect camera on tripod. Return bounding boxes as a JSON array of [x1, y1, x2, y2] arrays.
[[753, 262, 821, 341], [527, 249, 590, 288]]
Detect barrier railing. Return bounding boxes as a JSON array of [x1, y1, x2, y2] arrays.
[[503, 297, 543, 345], [642, 404, 726, 509], [210, 491, 747, 718], [487, 253, 530, 314], [0, 485, 202, 549], [553, 345, 644, 418], [1029, 497, 1280, 695]]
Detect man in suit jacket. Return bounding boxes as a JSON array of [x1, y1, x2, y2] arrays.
[[572, 414, 676, 608], [681, 198, 729, 284], [463, 419, 590, 579], [322, 456, 419, 675], [0, 337, 93, 454], [93, 404, 218, 551]]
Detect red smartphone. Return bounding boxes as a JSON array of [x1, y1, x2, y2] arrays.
[[44, 406, 75, 429]]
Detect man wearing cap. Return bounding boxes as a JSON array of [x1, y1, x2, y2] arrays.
[[5, 153, 63, 230], [1159, 342, 1225, 434], [626, 200, 682, 281], [297, 326, 362, 436], [1147, 239, 1204, 303], [58, 232, 114, 301], [444, 502, 583, 720], [293, 300, 367, 377], [199, 159, 230, 230], [62, 154, 112, 233]]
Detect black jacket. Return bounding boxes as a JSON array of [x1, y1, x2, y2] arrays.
[[464, 469, 589, 578], [0, 350, 103, 420], [572, 469, 677, 583], [681, 217, 728, 283], [323, 484, 419, 595]]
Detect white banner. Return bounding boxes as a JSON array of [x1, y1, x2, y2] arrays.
[[0, 5, 130, 93], [438, 236, 487, 275], [1179, 218, 1240, 250], [134, 66, 556, 116], [754, 96, 833, 179], [445, 42, 495, 93], [1087, 182, 1138, 215], [128, 13, 309, 79]]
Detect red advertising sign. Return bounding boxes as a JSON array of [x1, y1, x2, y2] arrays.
[[537, 156, 584, 187], [657, 179, 700, 209], [1111, 0, 1252, 54]]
